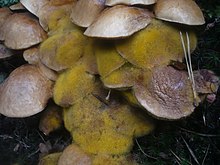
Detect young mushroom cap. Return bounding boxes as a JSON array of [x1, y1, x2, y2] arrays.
[[0, 65, 53, 118], [154, 0, 205, 25], [58, 144, 92, 165], [106, 0, 157, 6], [133, 66, 199, 120], [1, 13, 47, 50], [84, 5, 153, 38], [9, 2, 26, 11], [70, 0, 106, 27]]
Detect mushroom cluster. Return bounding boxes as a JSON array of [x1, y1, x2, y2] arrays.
[[0, 0, 219, 164]]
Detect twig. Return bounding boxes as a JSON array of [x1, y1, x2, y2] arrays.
[[202, 144, 210, 165], [179, 127, 220, 137], [181, 136, 200, 165], [170, 149, 181, 165], [135, 139, 158, 160], [180, 31, 198, 105]]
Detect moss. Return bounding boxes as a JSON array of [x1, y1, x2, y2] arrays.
[[116, 19, 197, 69], [53, 63, 96, 107]]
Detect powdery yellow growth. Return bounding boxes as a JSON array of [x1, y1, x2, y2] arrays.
[[93, 154, 138, 165], [94, 41, 125, 77], [116, 19, 197, 69], [72, 126, 133, 155], [48, 12, 78, 36], [102, 63, 141, 89], [53, 63, 96, 107], [102, 104, 154, 138], [63, 92, 154, 155], [121, 90, 140, 107], [40, 30, 86, 71], [63, 94, 103, 132]]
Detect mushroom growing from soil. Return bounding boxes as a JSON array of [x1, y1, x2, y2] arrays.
[[0, 65, 53, 117]]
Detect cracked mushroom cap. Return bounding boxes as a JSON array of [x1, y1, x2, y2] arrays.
[[106, 0, 156, 6], [70, 0, 106, 27], [154, 0, 205, 25], [133, 66, 199, 120], [84, 5, 153, 38], [0, 65, 53, 117], [0, 13, 47, 50]]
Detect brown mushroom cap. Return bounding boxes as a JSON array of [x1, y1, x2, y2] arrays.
[[0, 65, 53, 117], [38, 3, 73, 31], [23, 47, 40, 65], [70, 0, 105, 27], [0, 8, 13, 41], [58, 144, 92, 165], [1, 13, 47, 50], [154, 0, 205, 25], [20, 0, 48, 17], [133, 66, 199, 120], [84, 5, 153, 38], [106, 0, 157, 6]]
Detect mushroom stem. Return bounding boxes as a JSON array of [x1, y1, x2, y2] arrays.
[[180, 31, 198, 105], [105, 89, 111, 101]]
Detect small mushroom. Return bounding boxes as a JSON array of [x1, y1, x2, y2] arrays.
[[106, 0, 156, 6], [0, 13, 47, 50], [70, 0, 106, 27], [58, 144, 92, 165], [9, 2, 26, 11], [84, 5, 153, 38], [23, 47, 40, 65], [154, 0, 205, 25], [0, 65, 53, 117]]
